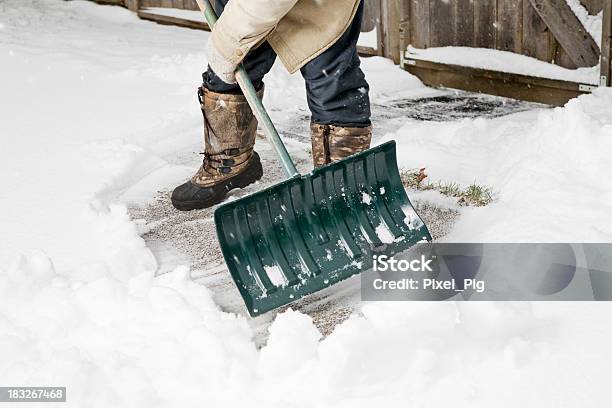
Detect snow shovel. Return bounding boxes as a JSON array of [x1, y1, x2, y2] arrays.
[[196, 0, 431, 316]]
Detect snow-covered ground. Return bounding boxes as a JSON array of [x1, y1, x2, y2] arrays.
[[383, 90, 612, 242], [1, 1, 612, 407]]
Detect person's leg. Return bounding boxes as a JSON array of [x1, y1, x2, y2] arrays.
[[300, 0, 372, 167], [171, 0, 277, 211], [300, 0, 370, 127]]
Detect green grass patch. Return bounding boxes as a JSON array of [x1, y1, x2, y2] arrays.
[[400, 169, 495, 207]]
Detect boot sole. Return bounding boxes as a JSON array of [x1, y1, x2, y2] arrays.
[[171, 158, 264, 211]]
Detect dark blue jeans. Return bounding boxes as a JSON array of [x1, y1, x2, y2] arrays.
[[202, 0, 371, 127]]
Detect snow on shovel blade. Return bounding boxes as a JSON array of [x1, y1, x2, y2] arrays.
[[214, 141, 431, 317]]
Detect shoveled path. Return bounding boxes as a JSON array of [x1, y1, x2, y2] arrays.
[[129, 91, 542, 345]]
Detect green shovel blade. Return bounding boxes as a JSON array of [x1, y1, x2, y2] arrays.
[[214, 140, 431, 316]]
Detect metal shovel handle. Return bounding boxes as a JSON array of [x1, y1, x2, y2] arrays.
[[194, 0, 300, 178]]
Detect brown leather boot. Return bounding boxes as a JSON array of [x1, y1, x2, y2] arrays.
[[310, 124, 372, 167], [171, 86, 263, 211]]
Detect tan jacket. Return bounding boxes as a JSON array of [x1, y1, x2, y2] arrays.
[[212, 0, 361, 74]]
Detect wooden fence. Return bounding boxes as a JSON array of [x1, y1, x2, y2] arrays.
[[397, 0, 602, 68], [394, 0, 611, 105]]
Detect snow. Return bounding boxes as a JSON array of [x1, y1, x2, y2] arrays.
[[375, 224, 396, 244], [358, 29, 378, 49], [407, 46, 601, 85], [264, 265, 288, 287], [566, 0, 603, 47], [361, 192, 372, 205], [380, 89, 612, 242], [257, 309, 321, 378], [1, 1, 612, 407]]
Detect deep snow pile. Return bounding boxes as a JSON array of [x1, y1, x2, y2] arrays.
[[3, 258, 612, 407], [383, 88, 612, 242], [1, 1, 612, 407]]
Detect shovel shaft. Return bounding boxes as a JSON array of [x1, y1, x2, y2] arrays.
[[195, 0, 300, 178], [234, 72, 299, 177]]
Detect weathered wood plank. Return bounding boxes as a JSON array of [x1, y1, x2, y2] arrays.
[[402, 57, 592, 106], [554, 40, 579, 69], [362, 0, 379, 32], [179, 0, 196, 10], [601, 0, 612, 85], [528, 0, 600, 67], [139, 0, 158, 8], [522, 0, 553, 61], [580, 0, 604, 15], [125, 0, 139, 11], [473, 0, 497, 48], [381, 0, 402, 63], [454, 0, 474, 46], [398, 0, 411, 55], [410, 0, 430, 48], [357, 45, 379, 57], [92, 0, 126, 6], [429, 0, 454, 47], [137, 9, 210, 30], [497, 0, 523, 53]]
